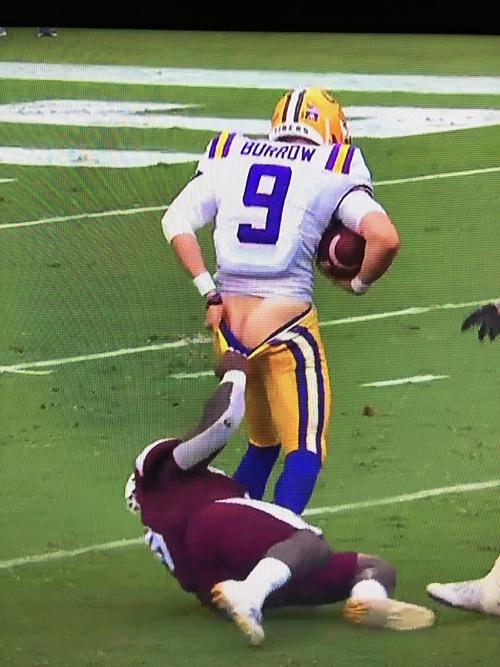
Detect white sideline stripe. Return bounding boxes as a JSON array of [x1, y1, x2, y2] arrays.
[[1, 368, 54, 376], [0, 204, 169, 230], [361, 374, 449, 387], [0, 178, 16, 183], [318, 297, 500, 327], [1, 298, 499, 375], [172, 371, 213, 380], [303, 479, 500, 517], [1, 164, 499, 231], [2, 63, 500, 95], [1, 479, 498, 571], [0, 538, 143, 570], [375, 165, 500, 186], [173, 372, 451, 386], [0, 335, 211, 374]]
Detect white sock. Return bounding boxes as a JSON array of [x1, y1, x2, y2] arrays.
[[350, 579, 388, 600], [243, 557, 292, 608]]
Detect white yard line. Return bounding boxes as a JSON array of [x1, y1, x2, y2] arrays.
[[1, 478, 498, 571], [173, 372, 452, 386], [302, 479, 500, 517], [1, 63, 500, 94], [0, 204, 169, 230], [0, 178, 17, 183], [1, 164, 498, 231], [1, 298, 499, 375], [318, 297, 500, 327], [172, 371, 213, 380], [361, 374, 450, 387], [0, 335, 211, 375], [0, 538, 143, 571], [375, 165, 500, 186]]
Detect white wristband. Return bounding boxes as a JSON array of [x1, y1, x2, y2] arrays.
[[351, 276, 370, 294], [193, 271, 216, 297]]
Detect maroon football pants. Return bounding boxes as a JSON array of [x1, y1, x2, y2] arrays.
[[184, 502, 358, 608]]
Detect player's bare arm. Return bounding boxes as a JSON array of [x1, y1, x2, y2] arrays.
[[170, 233, 209, 281], [170, 233, 225, 330], [355, 211, 401, 285], [162, 171, 223, 330], [331, 209, 400, 295]]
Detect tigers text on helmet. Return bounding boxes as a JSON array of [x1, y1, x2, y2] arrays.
[[269, 88, 350, 146]]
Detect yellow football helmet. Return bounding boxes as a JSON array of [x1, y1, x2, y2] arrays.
[[269, 87, 350, 146]]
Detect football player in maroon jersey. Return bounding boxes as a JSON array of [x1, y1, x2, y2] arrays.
[[124, 350, 434, 645]]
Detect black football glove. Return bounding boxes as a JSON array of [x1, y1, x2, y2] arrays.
[[461, 303, 500, 341]]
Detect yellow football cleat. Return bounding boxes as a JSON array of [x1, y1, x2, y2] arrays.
[[211, 580, 265, 646], [344, 597, 436, 631]]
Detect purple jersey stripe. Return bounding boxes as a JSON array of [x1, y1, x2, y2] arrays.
[[342, 146, 356, 174], [221, 132, 235, 158], [285, 339, 309, 451], [325, 144, 340, 171], [208, 135, 219, 159], [293, 326, 325, 457]]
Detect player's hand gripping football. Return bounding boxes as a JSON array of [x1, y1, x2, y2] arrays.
[[461, 303, 500, 341], [332, 278, 357, 293], [332, 276, 368, 296]]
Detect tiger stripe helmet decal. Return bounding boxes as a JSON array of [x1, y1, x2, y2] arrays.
[[269, 88, 350, 146]]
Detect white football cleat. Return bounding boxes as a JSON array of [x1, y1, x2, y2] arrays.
[[427, 555, 500, 616], [344, 597, 436, 631], [211, 580, 265, 646]]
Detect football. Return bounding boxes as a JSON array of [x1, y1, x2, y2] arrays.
[[316, 218, 366, 280]]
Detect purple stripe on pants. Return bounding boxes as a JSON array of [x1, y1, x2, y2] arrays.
[[284, 339, 309, 450], [293, 326, 326, 457]]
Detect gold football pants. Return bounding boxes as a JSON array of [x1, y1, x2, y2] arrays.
[[214, 307, 331, 462]]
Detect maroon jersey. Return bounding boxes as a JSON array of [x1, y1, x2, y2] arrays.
[[134, 437, 246, 593]]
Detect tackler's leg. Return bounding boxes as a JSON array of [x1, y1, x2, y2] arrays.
[[344, 554, 435, 631], [208, 504, 331, 645]]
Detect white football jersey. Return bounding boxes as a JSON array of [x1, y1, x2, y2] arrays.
[[162, 132, 380, 302]]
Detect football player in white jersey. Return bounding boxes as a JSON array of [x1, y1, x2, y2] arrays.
[[161, 88, 400, 514]]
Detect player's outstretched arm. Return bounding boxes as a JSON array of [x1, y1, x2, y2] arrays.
[[461, 302, 500, 341], [173, 351, 249, 471]]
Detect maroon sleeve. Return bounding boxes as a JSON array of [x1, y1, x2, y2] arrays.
[[134, 438, 181, 483]]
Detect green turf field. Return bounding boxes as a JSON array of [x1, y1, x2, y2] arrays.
[[0, 30, 499, 666]]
